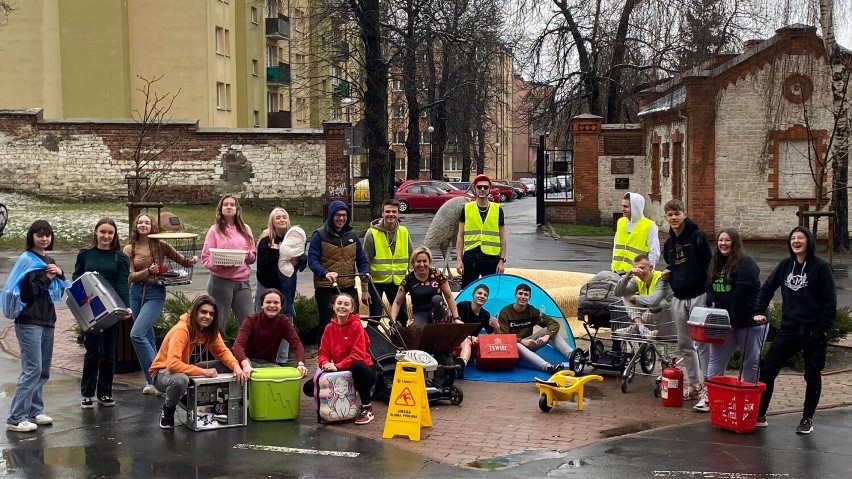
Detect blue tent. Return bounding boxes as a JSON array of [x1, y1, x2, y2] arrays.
[[457, 273, 576, 349]]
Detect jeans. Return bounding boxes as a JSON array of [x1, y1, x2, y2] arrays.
[[207, 275, 254, 332], [152, 360, 230, 409], [81, 324, 119, 398], [130, 282, 166, 385], [707, 324, 768, 384], [671, 294, 707, 386], [7, 324, 54, 425]]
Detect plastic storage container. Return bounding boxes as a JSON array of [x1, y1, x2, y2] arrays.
[[249, 367, 302, 421], [706, 375, 766, 433]]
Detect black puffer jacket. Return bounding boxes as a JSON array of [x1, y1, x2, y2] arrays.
[[16, 252, 64, 328]]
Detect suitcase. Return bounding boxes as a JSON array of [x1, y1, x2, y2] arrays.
[[314, 370, 359, 423], [249, 367, 301, 421], [185, 373, 247, 431], [65, 272, 127, 333], [476, 334, 519, 370]]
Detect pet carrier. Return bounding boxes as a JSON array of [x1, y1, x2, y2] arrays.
[[687, 307, 731, 344]]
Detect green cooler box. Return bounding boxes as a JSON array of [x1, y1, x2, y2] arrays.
[[249, 367, 302, 421]]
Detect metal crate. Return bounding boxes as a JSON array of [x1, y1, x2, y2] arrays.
[[148, 232, 198, 286]]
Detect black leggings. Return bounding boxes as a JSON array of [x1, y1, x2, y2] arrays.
[[461, 250, 500, 288], [758, 330, 828, 419], [304, 360, 377, 404]]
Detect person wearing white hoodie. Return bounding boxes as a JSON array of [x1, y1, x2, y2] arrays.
[[611, 192, 659, 274]]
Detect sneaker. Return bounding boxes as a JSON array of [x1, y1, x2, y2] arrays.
[[6, 421, 37, 432], [545, 363, 564, 375], [354, 405, 374, 425], [796, 418, 813, 434], [755, 416, 768, 427], [142, 385, 158, 395], [97, 396, 116, 407], [30, 414, 53, 425], [81, 397, 94, 409], [159, 405, 175, 430], [693, 391, 709, 412], [454, 357, 467, 379], [683, 384, 702, 401]]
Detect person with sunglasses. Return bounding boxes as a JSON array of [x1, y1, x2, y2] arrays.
[[455, 174, 506, 288]]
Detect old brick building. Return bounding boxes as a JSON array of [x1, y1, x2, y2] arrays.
[[571, 24, 851, 239]]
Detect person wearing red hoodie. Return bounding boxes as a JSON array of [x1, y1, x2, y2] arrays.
[[306, 293, 376, 425], [149, 295, 248, 430]]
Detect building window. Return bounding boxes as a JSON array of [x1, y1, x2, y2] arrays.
[[215, 27, 230, 56], [392, 104, 404, 118], [253, 110, 260, 127], [392, 79, 403, 91], [778, 140, 816, 198], [396, 157, 406, 171], [421, 158, 431, 171], [444, 156, 462, 171], [266, 45, 277, 66], [252, 59, 259, 76], [267, 92, 278, 112], [393, 131, 405, 144], [250, 6, 258, 24], [216, 82, 231, 111]]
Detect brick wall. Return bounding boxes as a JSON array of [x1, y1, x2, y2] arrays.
[[0, 109, 340, 215], [571, 114, 603, 225]]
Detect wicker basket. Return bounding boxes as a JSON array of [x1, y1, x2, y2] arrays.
[[209, 248, 248, 266]]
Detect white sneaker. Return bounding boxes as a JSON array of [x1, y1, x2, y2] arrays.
[[30, 414, 53, 425], [142, 384, 158, 395], [693, 391, 709, 412], [6, 421, 37, 432]]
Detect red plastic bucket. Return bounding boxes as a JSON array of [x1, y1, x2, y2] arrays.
[[706, 376, 766, 433]]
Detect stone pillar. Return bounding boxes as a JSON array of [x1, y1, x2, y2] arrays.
[[572, 114, 603, 225], [323, 120, 351, 217]]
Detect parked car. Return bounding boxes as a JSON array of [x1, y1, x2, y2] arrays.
[[509, 180, 530, 197], [491, 182, 516, 202], [498, 179, 527, 199], [520, 177, 536, 196], [543, 176, 560, 194], [395, 181, 471, 212]]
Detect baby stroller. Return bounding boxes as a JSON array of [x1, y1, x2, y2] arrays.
[[355, 276, 475, 405]]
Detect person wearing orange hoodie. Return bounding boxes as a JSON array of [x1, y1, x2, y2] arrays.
[[305, 293, 377, 425], [149, 295, 248, 429]]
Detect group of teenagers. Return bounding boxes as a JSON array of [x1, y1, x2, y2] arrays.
[[3, 180, 838, 436], [613, 192, 837, 435]]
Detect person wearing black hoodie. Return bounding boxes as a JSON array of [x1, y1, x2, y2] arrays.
[[753, 226, 836, 434], [662, 199, 712, 402], [308, 200, 369, 344]]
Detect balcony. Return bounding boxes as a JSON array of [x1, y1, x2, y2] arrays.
[[268, 110, 292, 128], [267, 62, 291, 85], [332, 81, 350, 97], [265, 16, 290, 39]]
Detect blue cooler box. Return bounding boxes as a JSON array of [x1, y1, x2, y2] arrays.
[[249, 367, 301, 421]]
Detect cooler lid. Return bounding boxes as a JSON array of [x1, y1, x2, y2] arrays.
[[250, 367, 301, 381]]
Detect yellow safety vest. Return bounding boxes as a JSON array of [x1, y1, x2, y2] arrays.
[[612, 216, 655, 273], [370, 226, 410, 285], [463, 201, 501, 255], [636, 270, 662, 296]]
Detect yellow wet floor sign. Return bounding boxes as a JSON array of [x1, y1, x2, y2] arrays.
[[382, 361, 432, 441]]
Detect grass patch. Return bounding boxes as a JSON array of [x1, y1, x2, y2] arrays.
[[0, 192, 369, 251], [549, 223, 614, 237]]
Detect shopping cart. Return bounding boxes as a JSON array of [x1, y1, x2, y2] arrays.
[[608, 304, 679, 393]]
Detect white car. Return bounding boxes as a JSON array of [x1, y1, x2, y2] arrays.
[[520, 177, 536, 195]]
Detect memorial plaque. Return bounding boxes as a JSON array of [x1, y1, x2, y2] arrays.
[[611, 157, 634, 175], [615, 177, 629, 190]]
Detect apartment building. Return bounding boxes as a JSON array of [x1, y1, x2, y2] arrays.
[[0, 0, 265, 128]]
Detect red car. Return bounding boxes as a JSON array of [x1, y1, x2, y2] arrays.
[[490, 182, 515, 202], [395, 181, 471, 212]]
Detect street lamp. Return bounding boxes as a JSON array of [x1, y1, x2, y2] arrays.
[[494, 142, 500, 179], [427, 125, 434, 175]]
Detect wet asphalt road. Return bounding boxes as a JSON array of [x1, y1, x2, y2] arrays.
[[1, 198, 851, 477]]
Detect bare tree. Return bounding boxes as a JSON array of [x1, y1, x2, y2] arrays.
[[126, 75, 182, 225], [0, 1, 13, 28], [819, 0, 850, 251]]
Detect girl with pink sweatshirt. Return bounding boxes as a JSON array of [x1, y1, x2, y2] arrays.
[[202, 194, 257, 332]]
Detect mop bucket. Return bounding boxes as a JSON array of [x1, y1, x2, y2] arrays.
[[705, 376, 766, 433]]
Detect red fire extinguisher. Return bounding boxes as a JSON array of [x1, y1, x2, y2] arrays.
[[660, 360, 683, 408]]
